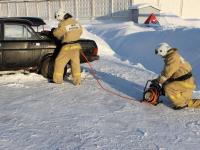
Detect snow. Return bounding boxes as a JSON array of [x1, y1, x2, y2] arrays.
[[129, 3, 160, 10], [1, 14, 200, 150], [86, 19, 200, 90]]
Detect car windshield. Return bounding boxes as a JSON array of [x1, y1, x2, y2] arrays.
[[4, 24, 38, 40]]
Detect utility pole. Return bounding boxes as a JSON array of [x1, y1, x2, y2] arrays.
[[91, 0, 95, 20], [74, 0, 78, 19], [131, 0, 134, 5], [180, 0, 184, 17], [47, 0, 51, 20], [157, 0, 160, 7], [16, 2, 18, 16]]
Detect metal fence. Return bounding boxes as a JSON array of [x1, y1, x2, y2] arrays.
[[1, 0, 199, 20], [0, 0, 132, 20]]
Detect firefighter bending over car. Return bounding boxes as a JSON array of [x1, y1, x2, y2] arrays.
[[52, 10, 83, 85], [153, 43, 200, 109]]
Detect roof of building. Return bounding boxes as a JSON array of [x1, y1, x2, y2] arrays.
[[129, 3, 160, 10]]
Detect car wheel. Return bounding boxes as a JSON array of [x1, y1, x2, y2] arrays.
[[40, 56, 69, 79], [40, 57, 51, 78]]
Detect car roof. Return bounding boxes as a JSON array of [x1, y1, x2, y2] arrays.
[[0, 17, 46, 26]]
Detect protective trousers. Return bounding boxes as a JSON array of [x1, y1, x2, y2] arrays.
[[53, 43, 81, 85], [164, 77, 199, 108], [188, 99, 200, 108]]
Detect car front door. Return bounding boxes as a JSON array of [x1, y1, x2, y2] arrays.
[[1, 23, 37, 68]]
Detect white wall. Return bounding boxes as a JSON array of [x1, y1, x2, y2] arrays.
[[134, 0, 200, 19], [159, 0, 182, 16], [182, 0, 200, 19]]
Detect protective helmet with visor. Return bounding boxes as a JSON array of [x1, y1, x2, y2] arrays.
[[155, 42, 172, 57], [55, 9, 66, 21]]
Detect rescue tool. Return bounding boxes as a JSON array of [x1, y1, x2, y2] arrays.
[[142, 80, 163, 105]]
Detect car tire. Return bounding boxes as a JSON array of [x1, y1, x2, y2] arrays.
[[40, 56, 69, 79], [40, 56, 51, 78]]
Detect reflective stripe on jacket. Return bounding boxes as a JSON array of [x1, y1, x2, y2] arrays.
[[53, 18, 83, 43], [158, 49, 193, 84]]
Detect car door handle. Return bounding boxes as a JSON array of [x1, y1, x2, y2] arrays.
[[32, 43, 40, 46]]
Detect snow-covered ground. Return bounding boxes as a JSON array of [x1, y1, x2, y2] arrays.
[[0, 15, 200, 150]]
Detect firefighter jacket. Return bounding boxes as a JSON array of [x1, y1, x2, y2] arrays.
[[158, 48, 194, 87], [53, 18, 83, 43]]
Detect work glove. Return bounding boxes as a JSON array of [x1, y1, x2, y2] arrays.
[[151, 79, 165, 96], [151, 79, 159, 85]]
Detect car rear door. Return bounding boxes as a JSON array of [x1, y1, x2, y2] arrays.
[[1, 23, 37, 68], [0, 23, 3, 67]]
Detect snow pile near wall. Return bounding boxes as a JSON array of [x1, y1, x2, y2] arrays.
[[86, 19, 200, 90], [160, 13, 200, 28], [81, 28, 115, 56]]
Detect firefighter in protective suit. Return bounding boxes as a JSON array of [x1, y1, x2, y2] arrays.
[[53, 10, 82, 85], [155, 43, 200, 109]]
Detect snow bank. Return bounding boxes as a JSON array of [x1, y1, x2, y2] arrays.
[[160, 13, 200, 28], [81, 28, 115, 56], [1, 15, 200, 150], [86, 20, 200, 90]]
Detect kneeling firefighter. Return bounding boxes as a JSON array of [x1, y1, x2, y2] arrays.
[[147, 43, 200, 109], [53, 10, 83, 85]]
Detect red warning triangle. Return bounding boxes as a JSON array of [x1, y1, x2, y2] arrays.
[[144, 13, 159, 25]]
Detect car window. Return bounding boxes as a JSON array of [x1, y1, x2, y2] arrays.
[[4, 24, 37, 40]]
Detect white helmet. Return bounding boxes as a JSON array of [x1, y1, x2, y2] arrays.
[[155, 42, 172, 57], [55, 9, 66, 21]]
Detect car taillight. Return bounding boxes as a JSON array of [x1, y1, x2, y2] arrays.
[[92, 48, 98, 56]]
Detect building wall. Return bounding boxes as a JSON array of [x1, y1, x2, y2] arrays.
[[134, 0, 200, 19], [182, 0, 200, 19]]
